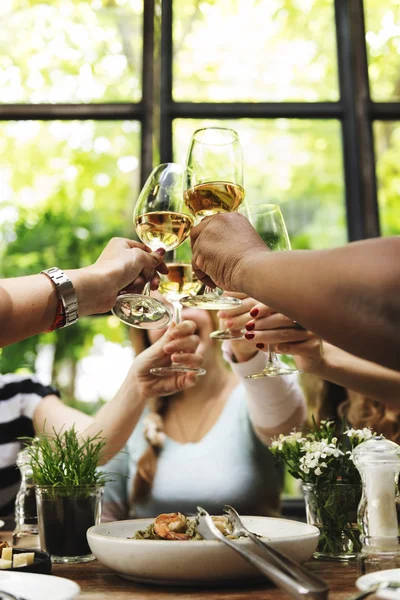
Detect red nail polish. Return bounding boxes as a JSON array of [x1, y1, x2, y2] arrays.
[[245, 322, 255, 331], [250, 308, 259, 318], [245, 332, 255, 340], [155, 248, 166, 255], [256, 343, 265, 350]]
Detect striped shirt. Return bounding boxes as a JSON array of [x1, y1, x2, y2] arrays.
[[0, 374, 60, 516]]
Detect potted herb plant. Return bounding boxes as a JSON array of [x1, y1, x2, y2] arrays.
[[270, 418, 377, 561], [24, 426, 108, 563]]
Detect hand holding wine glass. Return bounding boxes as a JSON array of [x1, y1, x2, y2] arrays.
[[181, 127, 245, 310], [113, 163, 193, 329]]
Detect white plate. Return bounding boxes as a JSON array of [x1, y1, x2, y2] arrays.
[[357, 569, 400, 600], [0, 571, 80, 600], [87, 516, 319, 585]]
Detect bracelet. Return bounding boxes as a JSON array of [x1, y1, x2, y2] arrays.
[[41, 267, 79, 329]]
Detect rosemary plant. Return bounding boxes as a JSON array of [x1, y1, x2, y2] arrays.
[[22, 425, 109, 498]]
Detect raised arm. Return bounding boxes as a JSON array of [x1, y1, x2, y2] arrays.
[[0, 238, 167, 348], [33, 320, 203, 463], [190, 213, 400, 370]]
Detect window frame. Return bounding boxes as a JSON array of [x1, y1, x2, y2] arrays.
[[1, 0, 399, 243]]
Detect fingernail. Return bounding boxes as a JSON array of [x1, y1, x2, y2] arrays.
[[226, 319, 234, 328], [245, 322, 255, 331], [245, 332, 255, 340], [155, 248, 165, 255], [250, 308, 259, 318], [256, 343, 265, 350]]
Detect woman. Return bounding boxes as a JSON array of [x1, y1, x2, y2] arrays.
[[0, 319, 202, 516], [242, 303, 400, 442], [102, 296, 307, 521]]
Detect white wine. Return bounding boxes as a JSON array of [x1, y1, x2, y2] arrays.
[[184, 181, 245, 220], [159, 263, 202, 300], [135, 211, 193, 251]]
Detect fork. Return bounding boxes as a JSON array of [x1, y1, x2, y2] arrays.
[[196, 506, 328, 600]]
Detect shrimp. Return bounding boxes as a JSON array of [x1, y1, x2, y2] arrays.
[[153, 512, 190, 540]]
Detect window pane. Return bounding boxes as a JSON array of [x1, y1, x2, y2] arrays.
[[173, 0, 339, 102], [365, 1, 400, 101], [0, 0, 143, 103], [374, 121, 400, 235], [0, 120, 140, 270], [174, 119, 346, 249]]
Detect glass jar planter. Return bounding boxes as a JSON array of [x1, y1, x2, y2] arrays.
[[302, 482, 362, 560], [35, 484, 104, 563]]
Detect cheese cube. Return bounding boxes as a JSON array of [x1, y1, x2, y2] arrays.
[[0, 558, 12, 569], [13, 552, 35, 568], [1, 547, 12, 561]]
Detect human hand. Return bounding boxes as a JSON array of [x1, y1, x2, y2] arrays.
[[244, 303, 323, 372], [132, 320, 203, 398], [217, 293, 259, 362], [71, 238, 169, 315], [190, 213, 267, 292]]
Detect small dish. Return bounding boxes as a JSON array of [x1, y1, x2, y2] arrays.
[[357, 568, 400, 600], [9, 548, 52, 575], [0, 571, 79, 600]]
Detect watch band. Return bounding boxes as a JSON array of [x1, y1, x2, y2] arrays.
[[41, 267, 79, 327]]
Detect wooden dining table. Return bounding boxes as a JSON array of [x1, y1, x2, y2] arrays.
[[1, 529, 381, 600]]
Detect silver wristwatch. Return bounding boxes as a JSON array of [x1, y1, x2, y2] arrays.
[[41, 267, 79, 327]]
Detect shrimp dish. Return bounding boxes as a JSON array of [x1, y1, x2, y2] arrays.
[[131, 512, 237, 541]]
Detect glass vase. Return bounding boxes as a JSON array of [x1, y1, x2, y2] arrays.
[[36, 484, 104, 563], [302, 482, 362, 561]]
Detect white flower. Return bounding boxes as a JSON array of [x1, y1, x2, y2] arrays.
[[345, 427, 374, 441]]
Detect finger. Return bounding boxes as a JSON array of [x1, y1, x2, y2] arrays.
[[276, 338, 321, 355], [248, 303, 275, 320], [163, 334, 200, 354], [190, 217, 210, 247], [154, 372, 199, 396], [149, 274, 160, 291], [170, 352, 204, 366], [221, 291, 248, 300], [192, 263, 216, 288], [247, 313, 298, 332], [217, 297, 256, 320], [165, 320, 197, 340], [244, 328, 315, 345], [121, 239, 149, 251], [123, 276, 146, 294]]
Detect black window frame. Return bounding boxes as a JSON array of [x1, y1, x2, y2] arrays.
[[1, 0, 399, 243]]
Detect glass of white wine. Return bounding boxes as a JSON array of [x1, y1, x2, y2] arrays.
[[180, 127, 245, 310], [245, 203, 302, 378], [150, 244, 206, 376], [112, 163, 193, 329]]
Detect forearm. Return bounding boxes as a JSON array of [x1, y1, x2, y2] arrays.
[[240, 238, 400, 370], [0, 267, 114, 347], [312, 343, 400, 410], [225, 346, 306, 443], [80, 367, 147, 465]]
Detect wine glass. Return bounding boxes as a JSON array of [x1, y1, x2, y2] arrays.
[[112, 163, 193, 329], [180, 127, 245, 310], [150, 244, 206, 376], [245, 204, 302, 378]]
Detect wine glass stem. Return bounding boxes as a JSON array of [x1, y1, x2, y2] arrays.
[[266, 344, 278, 368], [205, 285, 218, 297], [143, 282, 151, 297], [173, 301, 182, 324]]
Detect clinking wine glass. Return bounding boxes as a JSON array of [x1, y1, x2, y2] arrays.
[[150, 251, 206, 376], [112, 163, 193, 329], [245, 204, 302, 378], [180, 127, 245, 311]]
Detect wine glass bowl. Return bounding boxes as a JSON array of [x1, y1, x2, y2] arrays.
[[245, 203, 302, 378], [180, 127, 245, 311], [112, 163, 192, 329]]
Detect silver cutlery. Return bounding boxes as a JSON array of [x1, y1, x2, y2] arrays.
[[196, 505, 328, 600], [346, 580, 400, 600]]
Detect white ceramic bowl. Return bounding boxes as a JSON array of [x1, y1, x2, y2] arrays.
[[87, 516, 319, 585]]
